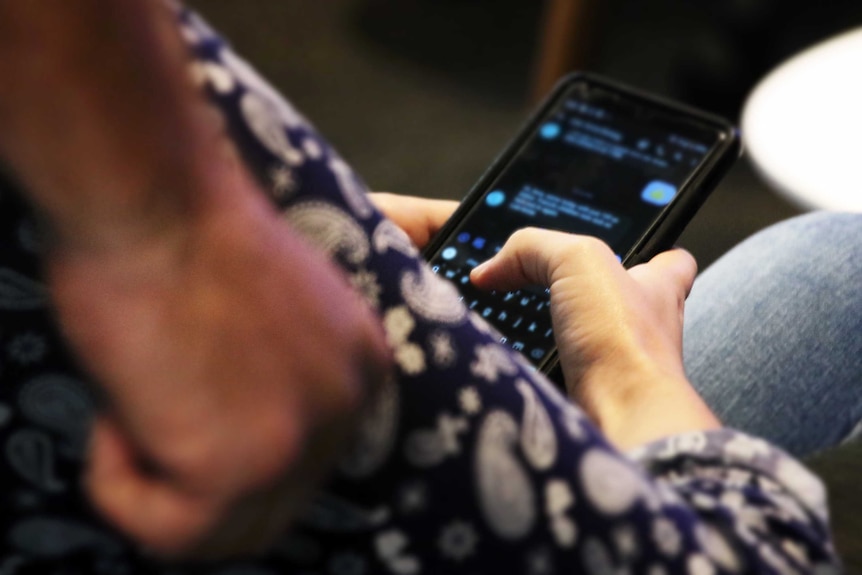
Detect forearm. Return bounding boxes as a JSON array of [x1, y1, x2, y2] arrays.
[[0, 0, 234, 250]]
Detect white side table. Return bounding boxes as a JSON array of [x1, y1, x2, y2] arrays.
[[742, 27, 862, 211]]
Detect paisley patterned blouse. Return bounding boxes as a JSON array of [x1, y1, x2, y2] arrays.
[[0, 6, 839, 575]]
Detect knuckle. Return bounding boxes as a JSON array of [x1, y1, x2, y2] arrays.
[[507, 227, 541, 248], [575, 235, 612, 256], [558, 235, 614, 264], [173, 411, 301, 493], [168, 435, 224, 484]]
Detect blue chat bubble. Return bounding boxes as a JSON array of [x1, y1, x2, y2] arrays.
[[539, 122, 561, 140], [486, 190, 506, 207]]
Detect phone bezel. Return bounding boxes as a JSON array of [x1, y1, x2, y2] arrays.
[[423, 72, 741, 375]]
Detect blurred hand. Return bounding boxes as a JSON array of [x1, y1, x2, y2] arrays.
[[369, 192, 458, 249], [73, 182, 391, 557], [0, 0, 390, 557], [471, 229, 720, 449]]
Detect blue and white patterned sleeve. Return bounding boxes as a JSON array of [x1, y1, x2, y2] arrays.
[[0, 6, 840, 575]]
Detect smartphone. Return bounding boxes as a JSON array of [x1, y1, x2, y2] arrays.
[[424, 72, 740, 376]]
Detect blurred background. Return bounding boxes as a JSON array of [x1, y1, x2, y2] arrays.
[[186, 0, 862, 268]]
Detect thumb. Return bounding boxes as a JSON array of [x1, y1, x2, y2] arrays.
[[628, 248, 698, 304]]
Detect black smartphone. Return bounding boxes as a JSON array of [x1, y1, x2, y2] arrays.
[[424, 72, 740, 376]]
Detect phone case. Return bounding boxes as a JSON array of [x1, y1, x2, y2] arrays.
[[424, 72, 741, 378]]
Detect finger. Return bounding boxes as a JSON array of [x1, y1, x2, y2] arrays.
[[369, 192, 458, 248], [470, 228, 617, 291], [630, 248, 698, 301], [86, 416, 217, 557]]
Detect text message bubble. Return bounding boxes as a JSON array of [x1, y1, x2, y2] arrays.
[[508, 185, 630, 246], [563, 117, 670, 170]]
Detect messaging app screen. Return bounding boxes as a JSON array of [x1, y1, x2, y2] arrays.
[[429, 81, 721, 365]]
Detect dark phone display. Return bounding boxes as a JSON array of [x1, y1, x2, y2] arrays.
[[427, 80, 727, 368]]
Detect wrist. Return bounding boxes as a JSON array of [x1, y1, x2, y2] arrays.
[[569, 357, 721, 450]]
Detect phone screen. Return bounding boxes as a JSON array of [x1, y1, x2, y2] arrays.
[[426, 76, 735, 369]]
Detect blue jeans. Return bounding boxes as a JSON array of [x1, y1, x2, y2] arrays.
[[684, 211, 862, 458]]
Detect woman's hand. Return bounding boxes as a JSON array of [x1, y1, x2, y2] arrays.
[[369, 192, 458, 249], [470, 229, 720, 450]]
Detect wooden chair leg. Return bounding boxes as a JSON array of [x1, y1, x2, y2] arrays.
[[530, 0, 602, 103]]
